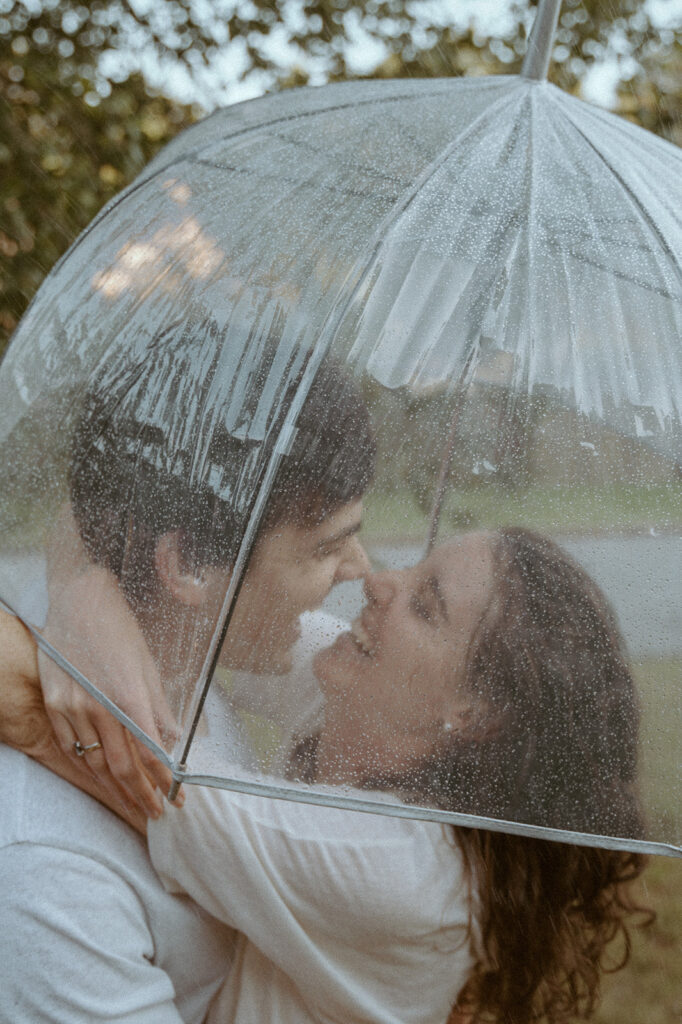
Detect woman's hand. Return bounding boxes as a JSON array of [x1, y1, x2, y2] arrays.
[[0, 608, 148, 832], [40, 564, 179, 819]]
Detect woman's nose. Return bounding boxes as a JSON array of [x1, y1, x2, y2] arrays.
[[363, 569, 396, 607]]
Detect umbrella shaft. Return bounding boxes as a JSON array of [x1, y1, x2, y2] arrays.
[[521, 0, 562, 81]]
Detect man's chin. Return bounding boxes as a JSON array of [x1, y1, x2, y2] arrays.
[[245, 647, 294, 676], [220, 635, 296, 676]]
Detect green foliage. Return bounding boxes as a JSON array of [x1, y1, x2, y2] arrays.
[[362, 480, 682, 543], [593, 855, 682, 1024], [0, 21, 195, 347]]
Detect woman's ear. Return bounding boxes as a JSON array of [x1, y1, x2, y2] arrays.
[[154, 532, 225, 608], [441, 696, 497, 744]]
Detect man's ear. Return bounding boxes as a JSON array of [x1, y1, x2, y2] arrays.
[[154, 532, 220, 608]]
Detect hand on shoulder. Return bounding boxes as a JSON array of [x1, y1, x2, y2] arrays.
[[0, 608, 51, 759], [0, 608, 147, 833]]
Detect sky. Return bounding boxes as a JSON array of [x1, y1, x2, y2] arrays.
[[105, 0, 682, 112]]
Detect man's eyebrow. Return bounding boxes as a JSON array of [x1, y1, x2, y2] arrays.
[[313, 519, 362, 550], [427, 575, 449, 623]]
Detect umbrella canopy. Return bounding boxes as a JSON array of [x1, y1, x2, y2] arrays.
[[0, 5, 680, 856]]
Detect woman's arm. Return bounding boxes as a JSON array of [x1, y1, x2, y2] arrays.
[[1, 609, 47, 757], [40, 504, 175, 816], [148, 784, 473, 1023]]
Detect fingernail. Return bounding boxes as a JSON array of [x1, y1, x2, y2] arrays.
[[145, 796, 163, 818]]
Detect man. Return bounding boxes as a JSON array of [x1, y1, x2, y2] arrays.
[[0, 333, 375, 1022], [0, 621, 234, 1024], [43, 347, 375, 811]]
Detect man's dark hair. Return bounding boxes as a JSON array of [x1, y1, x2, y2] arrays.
[[70, 322, 375, 603]]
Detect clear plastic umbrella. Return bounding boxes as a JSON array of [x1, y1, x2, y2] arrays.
[[0, 0, 679, 856]]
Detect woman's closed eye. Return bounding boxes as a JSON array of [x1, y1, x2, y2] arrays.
[[409, 575, 448, 625]]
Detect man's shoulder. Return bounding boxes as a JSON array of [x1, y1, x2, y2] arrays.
[[0, 743, 146, 868], [0, 745, 233, 1024]]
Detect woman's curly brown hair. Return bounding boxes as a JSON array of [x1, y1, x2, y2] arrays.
[[443, 528, 651, 1023], [451, 834, 649, 1023]]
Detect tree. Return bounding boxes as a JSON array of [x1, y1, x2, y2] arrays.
[[1, 0, 680, 354], [0, 19, 195, 347]]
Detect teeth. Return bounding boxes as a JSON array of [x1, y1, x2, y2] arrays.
[[350, 619, 374, 655]]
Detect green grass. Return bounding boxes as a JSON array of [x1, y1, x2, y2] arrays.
[[635, 659, 681, 843], [362, 482, 682, 542], [2, 481, 680, 550], [589, 855, 682, 1024]]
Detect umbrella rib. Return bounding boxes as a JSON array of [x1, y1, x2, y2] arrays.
[[189, 155, 409, 203], [171, 86, 527, 766], [426, 395, 465, 552], [561, 113, 682, 296], [336, 85, 528, 343], [241, 123, 412, 190], [153, 77, 500, 166], [169, 767, 682, 860], [48, 80, 515, 273]]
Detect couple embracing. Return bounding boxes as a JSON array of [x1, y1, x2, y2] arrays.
[[0, 331, 647, 1023]]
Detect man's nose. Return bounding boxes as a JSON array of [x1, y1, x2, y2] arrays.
[[334, 537, 371, 582]]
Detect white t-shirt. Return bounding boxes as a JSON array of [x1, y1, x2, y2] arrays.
[[149, 785, 475, 1024], [0, 744, 234, 1024]]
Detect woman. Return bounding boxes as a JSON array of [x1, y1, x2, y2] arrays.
[[0, 529, 648, 1023], [313, 525, 648, 1020]]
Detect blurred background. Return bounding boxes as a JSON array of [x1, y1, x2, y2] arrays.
[[1, 2, 680, 1018]]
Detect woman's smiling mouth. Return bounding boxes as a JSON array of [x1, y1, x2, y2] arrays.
[[349, 616, 374, 656]]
